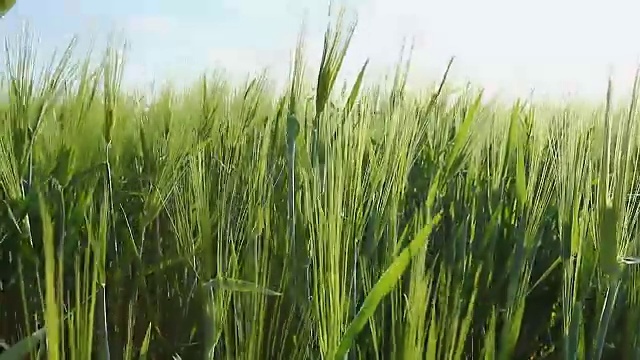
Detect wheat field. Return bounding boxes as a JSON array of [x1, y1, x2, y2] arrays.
[[1, 14, 640, 360]]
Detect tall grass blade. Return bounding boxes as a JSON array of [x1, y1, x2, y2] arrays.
[[334, 213, 442, 359]]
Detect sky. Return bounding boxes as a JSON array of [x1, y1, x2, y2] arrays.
[[1, 0, 640, 102]]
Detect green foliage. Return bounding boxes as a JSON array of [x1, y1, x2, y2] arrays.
[[4, 10, 640, 360], [0, 328, 45, 360], [0, 0, 15, 17]]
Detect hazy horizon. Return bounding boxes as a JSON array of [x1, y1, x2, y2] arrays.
[[1, 0, 639, 103]]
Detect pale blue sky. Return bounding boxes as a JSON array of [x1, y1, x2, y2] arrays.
[[1, 0, 640, 101]]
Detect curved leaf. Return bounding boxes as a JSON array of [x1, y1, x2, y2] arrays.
[[0, 327, 46, 360], [334, 213, 442, 359], [0, 0, 15, 17]]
